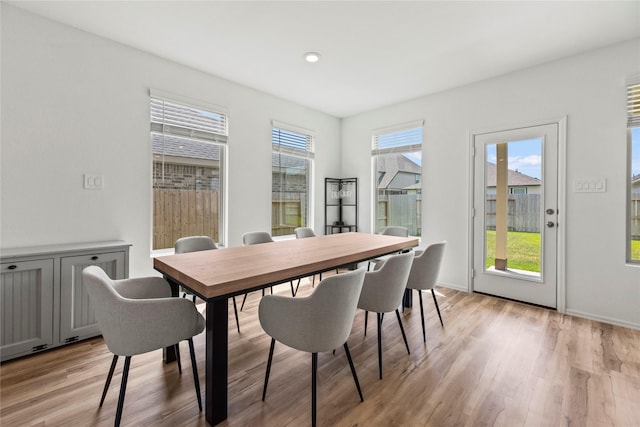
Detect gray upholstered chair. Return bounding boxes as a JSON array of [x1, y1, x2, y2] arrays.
[[358, 251, 414, 379], [368, 225, 410, 270], [242, 231, 274, 246], [82, 265, 204, 427], [240, 231, 290, 309], [406, 241, 447, 342], [294, 226, 316, 239], [175, 236, 241, 334], [291, 227, 327, 295], [380, 226, 410, 237], [175, 236, 217, 302], [259, 268, 366, 427]]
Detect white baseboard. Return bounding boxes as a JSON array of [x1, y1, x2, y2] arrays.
[[564, 309, 640, 331], [433, 282, 640, 331], [435, 281, 469, 292]]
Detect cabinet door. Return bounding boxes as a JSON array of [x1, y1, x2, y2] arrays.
[[60, 251, 125, 342], [1, 259, 54, 361]]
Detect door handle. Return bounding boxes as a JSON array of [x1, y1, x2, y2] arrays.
[[546, 221, 555, 228], [546, 208, 555, 215]]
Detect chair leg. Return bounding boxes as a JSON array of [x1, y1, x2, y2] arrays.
[[100, 355, 119, 407], [290, 281, 297, 297], [432, 289, 444, 327], [395, 309, 411, 355], [343, 342, 364, 402], [187, 338, 202, 412], [175, 344, 182, 374], [377, 312, 383, 379], [262, 338, 276, 401], [364, 311, 368, 336], [115, 356, 131, 427], [312, 352, 318, 427], [240, 293, 248, 311], [232, 297, 240, 334], [418, 290, 426, 342]]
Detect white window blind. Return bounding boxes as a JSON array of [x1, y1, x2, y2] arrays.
[[150, 97, 228, 144], [372, 120, 423, 155], [272, 122, 314, 159], [628, 82, 640, 128]]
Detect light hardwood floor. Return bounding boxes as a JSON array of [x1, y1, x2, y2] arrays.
[[1, 277, 639, 426]]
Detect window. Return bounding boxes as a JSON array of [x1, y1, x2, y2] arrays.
[[628, 82, 640, 263], [372, 121, 423, 236], [150, 92, 227, 250], [272, 121, 314, 236]]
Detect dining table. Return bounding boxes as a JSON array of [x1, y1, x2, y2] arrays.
[[153, 231, 419, 426]]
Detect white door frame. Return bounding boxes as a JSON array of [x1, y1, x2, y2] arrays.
[[467, 117, 567, 313]]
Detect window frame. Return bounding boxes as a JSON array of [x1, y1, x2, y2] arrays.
[[150, 90, 228, 252], [271, 120, 315, 237], [371, 120, 424, 235], [627, 80, 640, 264]]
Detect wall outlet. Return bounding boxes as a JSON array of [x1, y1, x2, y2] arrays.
[[83, 173, 103, 190], [574, 178, 606, 193]]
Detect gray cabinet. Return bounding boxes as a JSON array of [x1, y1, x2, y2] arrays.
[[60, 250, 126, 343], [0, 259, 55, 358], [0, 241, 130, 361]]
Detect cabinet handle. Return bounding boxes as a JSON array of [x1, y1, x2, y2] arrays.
[[91, 256, 99, 261], [7, 265, 17, 270]]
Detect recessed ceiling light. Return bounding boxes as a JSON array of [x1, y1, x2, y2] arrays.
[[304, 52, 321, 63]]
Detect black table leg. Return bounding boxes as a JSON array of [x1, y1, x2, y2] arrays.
[[206, 297, 229, 425]]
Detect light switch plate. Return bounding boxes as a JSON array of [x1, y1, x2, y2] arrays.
[[83, 173, 103, 190], [575, 178, 606, 193]]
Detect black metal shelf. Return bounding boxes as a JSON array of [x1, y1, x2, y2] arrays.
[[325, 177, 358, 234]]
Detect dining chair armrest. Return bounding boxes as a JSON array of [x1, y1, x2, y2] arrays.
[[112, 276, 172, 299], [259, 295, 319, 352], [104, 297, 204, 356]]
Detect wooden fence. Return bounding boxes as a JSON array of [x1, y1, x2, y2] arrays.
[[377, 193, 422, 236], [485, 194, 540, 233], [272, 201, 302, 236], [153, 189, 219, 250]]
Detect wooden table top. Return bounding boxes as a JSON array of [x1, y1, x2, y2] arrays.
[[154, 232, 419, 300]]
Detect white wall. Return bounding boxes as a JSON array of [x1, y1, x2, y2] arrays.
[[342, 39, 640, 328], [2, 5, 639, 329], [0, 5, 341, 277]]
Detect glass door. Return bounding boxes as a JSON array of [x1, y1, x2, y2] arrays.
[[473, 123, 558, 308]]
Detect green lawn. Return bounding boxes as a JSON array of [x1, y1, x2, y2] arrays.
[[485, 232, 640, 268], [632, 239, 640, 261], [485, 230, 541, 272]]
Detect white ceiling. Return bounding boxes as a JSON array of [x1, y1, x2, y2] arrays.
[[9, 1, 640, 118]]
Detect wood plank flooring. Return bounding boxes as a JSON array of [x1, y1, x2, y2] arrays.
[[1, 278, 639, 426]]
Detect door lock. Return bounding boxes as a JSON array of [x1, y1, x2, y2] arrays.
[[546, 208, 555, 215]]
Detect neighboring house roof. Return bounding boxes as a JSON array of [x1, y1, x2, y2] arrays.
[[403, 182, 422, 190], [152, 134, 220, 160], [152, 135, 306, 169], [378, 153, 421, 189], [272, 152, 307, 169], [485, 162, 541, 187]]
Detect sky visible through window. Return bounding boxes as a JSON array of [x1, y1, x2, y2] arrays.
[[401, 129, 640, 181], [486, 138, 542, 180]]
